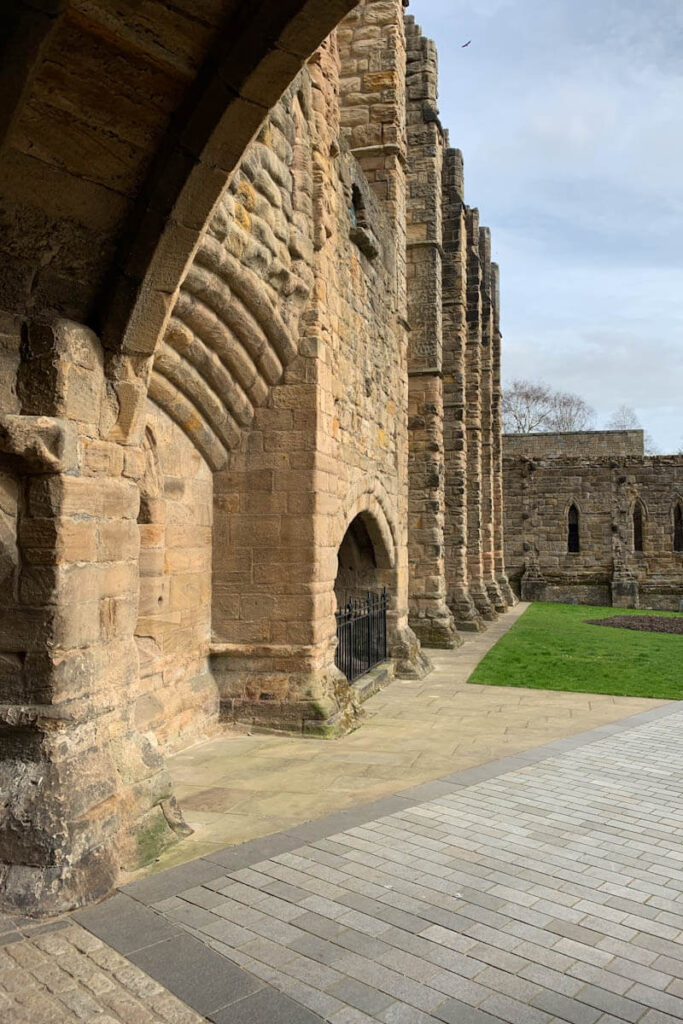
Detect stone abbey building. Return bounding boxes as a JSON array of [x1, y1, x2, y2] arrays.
[[0, 0, 514, 913], [503, 430, 683, 609]]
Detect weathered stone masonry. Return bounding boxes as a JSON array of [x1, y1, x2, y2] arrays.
[[504, 431, 683, 609], [0, 0, 511, 915], [404, 17, 513, 646]]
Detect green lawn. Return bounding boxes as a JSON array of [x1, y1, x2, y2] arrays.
[[469, 602, 683, 700]]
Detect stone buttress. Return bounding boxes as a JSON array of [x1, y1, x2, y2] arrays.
[[442, 149, 482, 630], [479, 228, 508, 614], [403, 17, 460, 648]]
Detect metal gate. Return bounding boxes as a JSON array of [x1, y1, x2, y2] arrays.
[[335, 589, 387, 683]]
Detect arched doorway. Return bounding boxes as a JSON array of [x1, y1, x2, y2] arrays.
[[334, 512, 395, 683], [335, 514, 382, 607]]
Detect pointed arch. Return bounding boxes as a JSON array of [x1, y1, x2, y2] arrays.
[[632, 497, 645, 553], [674, 501, 683, 552], [567, 502, 580, 553]]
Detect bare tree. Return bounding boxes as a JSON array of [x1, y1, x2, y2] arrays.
[[502, 380, 554, 433], [502, 379, 595, 434], [605, 405, 659, 454], [548, 391, 595, 432], [605, 405, 641, 430]]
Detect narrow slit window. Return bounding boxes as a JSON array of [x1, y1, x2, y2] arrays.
[[633, 500, 644, 552], [567, 504, 580, 553], [674, 503, 683, 552], [350, 185, 363, 229]]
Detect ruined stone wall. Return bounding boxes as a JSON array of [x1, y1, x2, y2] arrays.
[[0, 320, 182, 912], [504, 430, 644, 460], [175, 0, 427, 738], [0, 0, 513, 915], [491, 266, 514, 608], [504, 451, 683, 609]]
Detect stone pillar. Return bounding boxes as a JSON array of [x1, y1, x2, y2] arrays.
[[338, 0, 409, 316], [402, 18, 459, 648], [442, 149, 482, 630], [464, 210, 496, 621], [0, 320, 184, 915], [479, 229, 506, 614], [336, 0, 431, 674], [211, 345, 361, 738], [491, 264, 516, 606]]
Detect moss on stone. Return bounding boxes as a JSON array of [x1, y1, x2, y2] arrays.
[[134, 810, 176, 867]]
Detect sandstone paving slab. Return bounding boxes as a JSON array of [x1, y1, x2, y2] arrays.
[[140, 605, 668, 873]]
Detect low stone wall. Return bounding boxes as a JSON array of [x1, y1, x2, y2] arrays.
[[503, 430, 644, 459]]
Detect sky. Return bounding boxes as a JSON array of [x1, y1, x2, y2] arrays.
[[409, 0, 683, 453]]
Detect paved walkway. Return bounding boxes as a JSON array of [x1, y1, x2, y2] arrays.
[[149, 604, 666, 873], [3, 606, 682, 1023], [76, 700, 683, 1023]]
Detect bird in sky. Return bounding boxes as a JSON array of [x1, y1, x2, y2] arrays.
[[461, 40, 472, 47]]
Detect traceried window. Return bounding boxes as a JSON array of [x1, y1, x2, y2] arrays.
[[633, 500, 644, 553], [674, 502, 683, 552], [567, 504, 580, 553]]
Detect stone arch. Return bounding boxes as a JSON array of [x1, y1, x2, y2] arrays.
[[566, 501, 581, 554], [104, 0, 357, 363], [331, 483, 401, 666], [333, 480, 399, 572], [1, 1, 357, 344], [146, 64, 321, 470]]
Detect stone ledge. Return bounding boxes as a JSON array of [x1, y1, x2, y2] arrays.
[[350, 660, 394, 704]]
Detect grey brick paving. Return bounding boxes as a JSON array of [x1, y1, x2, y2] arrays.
[[115, 704, 683, 1022]]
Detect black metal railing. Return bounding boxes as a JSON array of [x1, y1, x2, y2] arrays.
[[335, 589, 387, 683]]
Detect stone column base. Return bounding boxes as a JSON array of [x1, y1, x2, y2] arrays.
[[448, 587, 485, 632], [211, 646, 363, 739], [497, 575, 518, 607], [611, 578, 639, 609], [485, 578, 508, 614], [520, 577, 548, 602], [409, 608, 463, 649], [391, 625, 433, 678], [469, 583, 498, 622], [0, 847, 119, 919]]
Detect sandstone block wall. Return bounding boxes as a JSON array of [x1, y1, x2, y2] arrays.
[[504, 441, 683, 610], [0, 0, 513, 915], [503, 430, 645, 459], [134, 407, 216, 753]]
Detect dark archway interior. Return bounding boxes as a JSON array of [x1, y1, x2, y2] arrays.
[[335, 514, 381, 608]]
